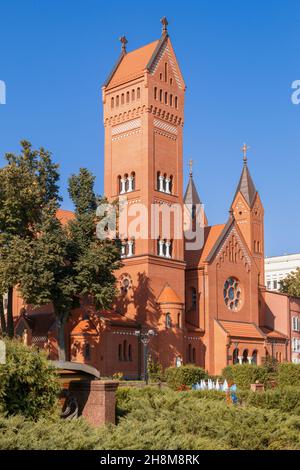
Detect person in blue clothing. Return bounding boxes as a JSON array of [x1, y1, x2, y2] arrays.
[[226, 381, 238, 405]]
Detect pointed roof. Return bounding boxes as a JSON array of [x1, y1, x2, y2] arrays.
[[232, 159, 257, 208], [157, 283, 182, 304], [216, 320, 265, 339], [184, 173, 202, 206]]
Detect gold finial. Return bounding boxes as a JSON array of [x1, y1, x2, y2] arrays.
[[242, 143, 250, 164], [160, 16, 168, 34], [189, 159, 193, 176], [119, 35, 128, 53]]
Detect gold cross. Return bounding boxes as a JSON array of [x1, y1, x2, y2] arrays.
[[242, 143, 250, 163], [189, 159, 193, 176]]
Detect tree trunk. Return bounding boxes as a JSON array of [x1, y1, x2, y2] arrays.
[[56, 313, 67, 362], [0, 295, 7, 335], [6, 287, 14, 338]]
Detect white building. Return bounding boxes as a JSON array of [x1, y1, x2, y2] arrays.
[[265, 253, 300, 291]]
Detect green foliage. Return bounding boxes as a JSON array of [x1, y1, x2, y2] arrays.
[[237, 387, 300, 415], [1, 387, 300, 450], [262, 355, 279, 374], [222, 364, 268, 390], [0, 339, 60, 419], [148, 357, 163, 382], [164, 365, 207, 390], [277, 363, 300, 387], [280, 267, 300, 297]]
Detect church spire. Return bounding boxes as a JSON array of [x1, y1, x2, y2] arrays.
[[184, 160, 208, 226], [232, 143, 257, 208]]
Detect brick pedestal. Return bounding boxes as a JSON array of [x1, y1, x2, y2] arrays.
[[68, 380, 119, 427]]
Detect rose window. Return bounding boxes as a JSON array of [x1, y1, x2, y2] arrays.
[[223, 277, 242, 311]]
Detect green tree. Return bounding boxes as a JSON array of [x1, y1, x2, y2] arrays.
[[15, 169, 121, 360], [280, 268, 300, 297], [0, 141, 60, 337]]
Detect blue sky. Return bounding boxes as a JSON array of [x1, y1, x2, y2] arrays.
[[0, 0, 299, 256]]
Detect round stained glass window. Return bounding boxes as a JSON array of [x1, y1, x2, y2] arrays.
[[223, 277, 242, 312]]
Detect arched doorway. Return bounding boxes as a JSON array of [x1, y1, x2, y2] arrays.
[[233, 348, 239, 365], [242, 349, 248, 364], [252, 350, 258, 365]]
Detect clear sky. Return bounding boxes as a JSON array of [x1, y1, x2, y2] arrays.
[[0, 0, 299, 257]]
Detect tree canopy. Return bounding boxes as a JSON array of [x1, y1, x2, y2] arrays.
[[280, 268, 300, 298]]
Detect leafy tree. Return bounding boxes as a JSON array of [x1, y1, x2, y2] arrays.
[[0, 141, 60, 337], [15, 169, 121, 360], [279, 268, 300, 297]]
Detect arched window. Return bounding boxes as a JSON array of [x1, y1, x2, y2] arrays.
[[128, 344, 132, 361], [169, 175, 173, 194], [159, 89, 162, 102], [132, 89, 135, 101], [121, 93, 124, 105], [154, 87, 157, 100], [137, 87, 140, 99], [118, 344, 123, 361], [233, 348, 239, 364], [164, 91, 168, 104], [192, 347, 196, 364], [191, 287, 197, 309], [123, 340, 127, 361], [188, 344, 192, 362], [116, 95, 119, 107], [111, 97, 114, 109], [118, 175, 122, 194], [164, 62, 168, 82], [242, 349, 248, 364], [257, 241, 260, 252], [84, 343, 91, 360], [175, 96, 178, 109], [177, 312, 181, 328], [157, 171, 161, 190], [126, 91, 130, 103], [252, 350, 258, 365], [130, 171, 136, 191], [166, 313, 172, 329], [169, 94, 173, 106]]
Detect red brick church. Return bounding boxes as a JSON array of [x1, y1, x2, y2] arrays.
[[14, 19, 300, 376]]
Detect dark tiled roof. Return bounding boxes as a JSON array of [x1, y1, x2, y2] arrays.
[[232, 162, 257, 207], [184, 174, 202, 206]]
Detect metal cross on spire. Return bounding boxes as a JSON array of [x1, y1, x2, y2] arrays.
[[119, 35, 128, 53], [242, 143, 250, 164], [189, 159, 193, 176], [160, 16, 168, 33]]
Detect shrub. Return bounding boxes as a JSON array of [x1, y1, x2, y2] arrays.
[[222, 364, 268, 390], [0, 338, 60, 419], [148, 357, 163, 382], [277, 363, 300, 387], [164, 365, 207, 390], [237, 387, 300, 415]]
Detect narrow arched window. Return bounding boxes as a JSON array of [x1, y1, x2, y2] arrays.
[[121, 93, 124, 105], [116, 95, 119, 107], [126, 91, 130, 103], [118, 344, 122, 361], [130, 171, 136, 191], [175, 96, 178, 109], [132, 89, 135, 101], [169, 94, 173, 106], [164, 62, 168, 82], [164, 91, 168, 104], [191, 287, 197, 309], [137, 87, 140, 99], [177, 312, 181, 328], [166, 313, 172, 329], [188, 344, 192, 362], [128, 344, 132, 361], [123, 340, 127, 361], [154, 87, 157, 100], [111, 97, 114, 109], [159, 89, 162, 102]]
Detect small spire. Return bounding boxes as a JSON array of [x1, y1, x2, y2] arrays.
[[242, 143, 250, 165], [160, 16, 168, 34], [189, 159, 193, 177], [119, 35, 128, 53]]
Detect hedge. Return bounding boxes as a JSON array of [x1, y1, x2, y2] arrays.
[[222, 364, 268, 390], [277, 363, 300, 387], [0, 338, 60, 419], [164, 365, 207, 390]]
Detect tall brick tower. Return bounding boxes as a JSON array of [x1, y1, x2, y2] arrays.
[[102, 18, 187, 367]]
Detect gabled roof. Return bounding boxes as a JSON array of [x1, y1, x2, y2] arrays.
[[99, 311, 138, 327], [71, 319, 98, 336], [157, 283, 182, 304], [232, 161, 257, 208], [206, 218, 235, 263], [105, 40, 160, 89], [216, 320, 265, 339], [260, 327, 288, 340]]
